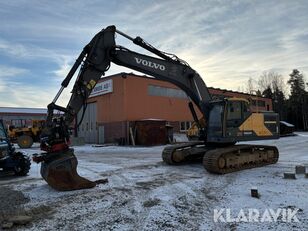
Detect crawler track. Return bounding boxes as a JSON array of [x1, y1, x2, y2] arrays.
[[162, 142, 207, 164], [162, 143, 279, 174], [203, 145, 279, 174]]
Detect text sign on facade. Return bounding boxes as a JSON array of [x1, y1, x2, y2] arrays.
[[90, 79, 113, 97]]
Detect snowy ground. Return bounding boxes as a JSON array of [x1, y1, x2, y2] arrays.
[[0, 133, 307, 230]]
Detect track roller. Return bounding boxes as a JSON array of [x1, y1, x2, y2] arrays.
[[203, 145, 279, 174]]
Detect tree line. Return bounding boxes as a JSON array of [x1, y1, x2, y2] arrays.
[[244, 69, 308, 131]]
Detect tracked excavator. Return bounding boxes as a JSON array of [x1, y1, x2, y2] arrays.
[[33, 25, 279, 191]]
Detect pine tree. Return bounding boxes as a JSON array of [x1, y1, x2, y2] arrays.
[[272, 85, 286, 120], [287, 69, 307, 129], [262, 86, 273, 99], [288, 69, 306, 96], [257, 71, 287, 119]]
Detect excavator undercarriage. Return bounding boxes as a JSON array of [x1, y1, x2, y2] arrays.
[[162, 143, 279, 174]]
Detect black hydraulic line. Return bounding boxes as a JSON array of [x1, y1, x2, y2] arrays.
[[52, 47, 88, 104], [61, 47, 88, 88], [115, 29, 175, 62], [133, 36, 175, 62]]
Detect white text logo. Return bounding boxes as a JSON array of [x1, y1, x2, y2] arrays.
[[213, 208, 299, 223], [135, 57, 166, 71]]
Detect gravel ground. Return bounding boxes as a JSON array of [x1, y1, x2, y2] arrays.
[[0, 133, 307, 230]]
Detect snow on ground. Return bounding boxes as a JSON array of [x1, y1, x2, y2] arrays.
[[0, 133, 307, 230]]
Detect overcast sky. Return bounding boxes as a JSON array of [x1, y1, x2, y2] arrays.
[[1, 0, 308, 107]]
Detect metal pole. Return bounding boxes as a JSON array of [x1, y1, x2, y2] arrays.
[[52, 86, 65, 103]]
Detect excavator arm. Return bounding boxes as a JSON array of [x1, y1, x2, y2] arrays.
[[34, 25, 212, 191]]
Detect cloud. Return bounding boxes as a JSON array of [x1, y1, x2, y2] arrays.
[[0, 65, 28, 78], [0, 65, 51, 107], [1, 0, 308, 107], [52, 55, 76, 79], [0, 39, 29, 58], [0, 38, 74, 64], [0, 83, 55, 107]]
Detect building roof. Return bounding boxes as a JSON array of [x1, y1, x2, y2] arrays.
[[0, 107, 47, 114], [208, 87, 266, 98], [102, 72, 269, 99]]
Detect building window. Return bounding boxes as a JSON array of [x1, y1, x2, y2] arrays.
[[186, 121, 191, 130], [212, 94, 226, 100], [258, 100, 266, 107], [252, 100, 266, 107], [148, 85, 188, 99], [11, 119, 27, 128], [180, 122, 186, 131], [180, 121, 192, 131]]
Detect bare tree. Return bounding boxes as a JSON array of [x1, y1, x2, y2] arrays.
[[258, 71, 287, 95], [246, 77, 256, 94], [258, 71, 272, 91], [237, 86, 245, 93]]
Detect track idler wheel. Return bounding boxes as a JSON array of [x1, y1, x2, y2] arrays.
[[40, 149, 96, 191]]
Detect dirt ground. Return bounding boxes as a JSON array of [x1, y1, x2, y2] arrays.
[[0, 133, 307, 230]]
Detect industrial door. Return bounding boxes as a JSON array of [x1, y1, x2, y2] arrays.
[[77, 103, 97, 143], [98, 126, 104, 144]]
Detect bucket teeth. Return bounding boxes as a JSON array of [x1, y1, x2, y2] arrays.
[[40, 149, 96, 191]]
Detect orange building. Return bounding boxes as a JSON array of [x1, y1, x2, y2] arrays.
[[209, 88, 272, 112], [78, 73, 272, 144]]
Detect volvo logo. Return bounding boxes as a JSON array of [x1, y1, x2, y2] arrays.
[[134, 57, 166, 71]]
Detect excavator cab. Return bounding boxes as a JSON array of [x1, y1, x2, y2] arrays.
[[207, 98, 279, 143]]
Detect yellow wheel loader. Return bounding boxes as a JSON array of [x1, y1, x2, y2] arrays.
[[8, 120, 45, 148]]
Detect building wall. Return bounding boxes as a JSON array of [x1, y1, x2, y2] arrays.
[[124, 76, 200, 121], [88, 76, 127, 122], [84, 74, 198, 143], [82, 73, 273, 144], [103, 121, 127, 143], [88, 74, 200, 123], [209, 88, 272, 112], [0, 113, 46, 127], [77, 103, 97, 143], [89, 74, 272, 123]]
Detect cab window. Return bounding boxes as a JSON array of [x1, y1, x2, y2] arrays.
[[227, 101, 242, 120]]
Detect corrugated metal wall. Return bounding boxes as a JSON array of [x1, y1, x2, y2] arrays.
[[77, 103, 97, 143]]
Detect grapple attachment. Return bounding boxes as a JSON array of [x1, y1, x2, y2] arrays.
[[40, 149, 96, 191]]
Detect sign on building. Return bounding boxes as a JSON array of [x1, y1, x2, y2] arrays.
[[90, 79, 113, 97]]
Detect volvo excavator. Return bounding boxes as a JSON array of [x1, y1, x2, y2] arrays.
[[33, 25, 279, 191]]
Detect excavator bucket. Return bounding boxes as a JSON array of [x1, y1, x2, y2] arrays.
[[40, 149, 96, 191]]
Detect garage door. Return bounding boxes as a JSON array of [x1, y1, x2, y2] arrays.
[[77, 103, 97, 143]]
